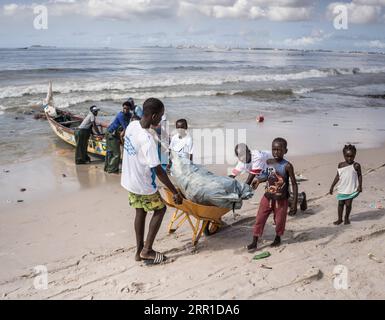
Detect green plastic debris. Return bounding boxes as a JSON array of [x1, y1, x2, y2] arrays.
[[253, 251, 271, 260]]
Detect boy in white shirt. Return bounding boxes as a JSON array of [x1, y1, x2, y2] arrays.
[[230, 143, 308, 215], [229, 143, 272, 185], [121, 98, 182, 265], [167, 119, 193, 170]]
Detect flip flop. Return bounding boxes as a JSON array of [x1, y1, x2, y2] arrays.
[[142, 252, 168, 265]]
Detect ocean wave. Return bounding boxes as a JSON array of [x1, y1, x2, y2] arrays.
[[0, 66, 142, 75], [293, 87, 314, 95], [5, 89, 292, 110], [25, 90, 223, 109], [364, 94, 385, 99], [1, 66, 384, 99], [37, 88, 304, 109], [217, 89, 295, 98]]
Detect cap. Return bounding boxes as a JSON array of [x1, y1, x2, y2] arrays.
[[134, 105, 143, 118], [90, 105, 100, 112]]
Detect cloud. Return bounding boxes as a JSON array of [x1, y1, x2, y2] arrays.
[[180, 0, 314, 20], [0, 0, 313, 22], [3, 3, 27, 15], [353, 0, 385, 5], [356, 39, 385, 48], [368, 39, 385, 47], [283, 29, 331, 47], [267, 6, 313, 21], [327, 1, 384, 24], [2, 0, 178, 18]]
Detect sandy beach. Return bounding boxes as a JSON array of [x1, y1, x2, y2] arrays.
[[1, 140, 384, 300], [2, 0, 385, 303]]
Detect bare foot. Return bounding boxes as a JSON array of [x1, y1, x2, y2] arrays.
[[333, 220, 343, 225], [140, 248, 156, 260], [344, 218, 350, 225], [135, 246, 143, 261], [135, 252, 142, 261]]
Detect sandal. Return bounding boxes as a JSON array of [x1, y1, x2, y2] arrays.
[[141, 251, 167, 265]]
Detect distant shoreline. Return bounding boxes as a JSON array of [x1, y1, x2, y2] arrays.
[[0, 45, 384, 55]]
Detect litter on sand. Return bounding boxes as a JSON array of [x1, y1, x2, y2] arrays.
[[295, 174, 308, 182], [368, 253, 383, 263], [369, 201, 383, 209], [253, 251, 271, 260]]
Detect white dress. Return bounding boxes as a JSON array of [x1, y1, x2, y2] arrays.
[[337, 164, 359, 195]]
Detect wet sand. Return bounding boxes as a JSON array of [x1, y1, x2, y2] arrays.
[[1, 136, 385, 299]]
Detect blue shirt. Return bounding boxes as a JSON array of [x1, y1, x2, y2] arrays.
[[108, 111, 130, 133]]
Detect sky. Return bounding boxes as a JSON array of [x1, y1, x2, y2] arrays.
[[0, 0, 384, 51]]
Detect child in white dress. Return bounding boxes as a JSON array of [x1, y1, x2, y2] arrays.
[[329, 144, 363, 225]]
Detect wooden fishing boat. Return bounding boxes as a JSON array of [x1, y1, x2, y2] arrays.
[[44, 82, 108, 157], [46, 109, 108, 157]]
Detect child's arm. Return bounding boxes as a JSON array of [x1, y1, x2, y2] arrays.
[[251, 171, 268, 190], [286, 163, 298, 215], [154, 165, 183, 204], [166, 151, 172, 172], [354, 162, 363, 193], [229, 161, 243, 178], [245, 173, 256, 186], [251, 179, 260, 190]]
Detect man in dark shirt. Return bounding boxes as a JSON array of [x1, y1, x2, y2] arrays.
[[104, 101, 132, 173]]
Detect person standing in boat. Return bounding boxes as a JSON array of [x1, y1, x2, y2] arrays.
[[75, 105, 102, 164], [104, 100, 132, 173]]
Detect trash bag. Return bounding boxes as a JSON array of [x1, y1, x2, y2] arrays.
[[170, 152, 253, 209]]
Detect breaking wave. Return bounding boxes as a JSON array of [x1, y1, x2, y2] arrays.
[[1, 66, 384, 99]]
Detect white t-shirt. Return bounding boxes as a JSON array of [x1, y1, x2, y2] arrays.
[[121, 121, 160, 195], [231, 150, 273, 176], [169, 133, 193, 159]]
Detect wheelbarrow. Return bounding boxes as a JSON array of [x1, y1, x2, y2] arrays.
[[159, 187, 231, 246]]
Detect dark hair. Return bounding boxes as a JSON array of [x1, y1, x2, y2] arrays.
[[176, 119, 188, 128], [343, 144, 356, 154], [273, 137, 287, 149], [235, 143, 248, 156], [142, 98, 164, 117], [123, 98, 135, 109]]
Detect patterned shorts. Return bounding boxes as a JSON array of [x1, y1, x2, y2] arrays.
[[128, 191, 165, 212]]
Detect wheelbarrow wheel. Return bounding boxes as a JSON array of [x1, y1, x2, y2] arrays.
[[204, 221, 220, 236]]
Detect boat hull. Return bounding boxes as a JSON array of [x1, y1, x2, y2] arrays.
[[46, 112, 107, 157]]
